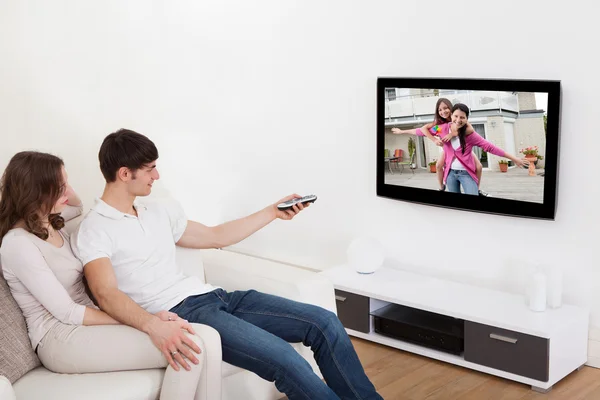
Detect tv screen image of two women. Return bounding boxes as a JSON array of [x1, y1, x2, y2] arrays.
[[383, 88, 547, 204]]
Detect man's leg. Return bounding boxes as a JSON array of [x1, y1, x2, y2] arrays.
[[171, 291, 339, 400], [221, 289, 382, 400]]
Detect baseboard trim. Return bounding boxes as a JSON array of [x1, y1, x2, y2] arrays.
[[586, 355, 600, 369]]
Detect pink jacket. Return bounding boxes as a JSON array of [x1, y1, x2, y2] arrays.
[[416, 123, 505, 184]]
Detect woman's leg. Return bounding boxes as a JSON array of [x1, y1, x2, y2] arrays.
[[456, 171, 479, 195], [473, 152, 483, 187], [445, 169, 460, 193], [37, 322, 216, 400], [436, 151, 446, 190], [472, 153, 489, 196]]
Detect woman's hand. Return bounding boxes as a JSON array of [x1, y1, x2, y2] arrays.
[[65, 184, 83, 207], [512, 158, 530, 168], [391, 128, 403, 134]]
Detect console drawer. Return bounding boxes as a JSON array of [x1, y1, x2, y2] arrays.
[[464, 321, 549, 381], [334, 289, 370, 333]]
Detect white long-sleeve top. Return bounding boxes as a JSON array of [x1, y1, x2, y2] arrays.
[[0, 205, 96, 349]]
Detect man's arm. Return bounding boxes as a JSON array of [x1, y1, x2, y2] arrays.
[[84, 257, 201, 371], [176, 194, 307, 250]]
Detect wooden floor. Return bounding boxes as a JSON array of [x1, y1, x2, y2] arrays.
[[351, 337, 600, 400]]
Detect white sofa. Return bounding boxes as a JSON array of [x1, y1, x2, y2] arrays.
[[2, 246, 337, 400]]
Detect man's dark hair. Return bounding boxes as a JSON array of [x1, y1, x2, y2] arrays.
[[99, 129, 159, 183]]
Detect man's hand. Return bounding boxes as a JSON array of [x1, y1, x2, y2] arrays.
[[145, 317, 202, 372], [272, 194, 310, 220], [155, 310, 187, 323]]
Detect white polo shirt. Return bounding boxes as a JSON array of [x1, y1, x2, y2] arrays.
[[70, 198, 216, 314]]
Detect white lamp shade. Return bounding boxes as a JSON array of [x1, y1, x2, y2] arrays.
[[347, 236, 385, 274]]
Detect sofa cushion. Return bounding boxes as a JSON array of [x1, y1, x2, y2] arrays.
[[0, 271, 41, 383], [13, 366, 163, 400]]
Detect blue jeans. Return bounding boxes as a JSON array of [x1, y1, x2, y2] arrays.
[[446, 169, 478, 195], [170, 289, 382, 400]]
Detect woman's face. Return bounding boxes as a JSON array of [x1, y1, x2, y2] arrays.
[[452, 109, 468, 128], [438, 103, 451, 120], [50, 167, 71, 214]]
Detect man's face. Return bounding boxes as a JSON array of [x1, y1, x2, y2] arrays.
[[128, 161, 160, 196]]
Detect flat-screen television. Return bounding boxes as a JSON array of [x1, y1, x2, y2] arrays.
[[377, 77, 561, 220]]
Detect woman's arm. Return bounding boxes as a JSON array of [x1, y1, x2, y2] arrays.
[[1, 235, 115, 326], [501, 153, 529, 168], [66, 185, 82, 207], [467, 131, 506, 157], [83, 307, 120, 325], [467, 131, 528, 167]]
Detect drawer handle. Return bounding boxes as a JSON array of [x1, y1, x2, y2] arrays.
[[335, 295, 347, 302], [490, 333, 518, 344]]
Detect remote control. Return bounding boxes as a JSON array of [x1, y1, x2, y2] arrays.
[[277, 195, 317, 211]]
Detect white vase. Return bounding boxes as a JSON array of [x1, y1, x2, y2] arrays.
[[528, 271, 547, 312], [347, 236, 385, 274]]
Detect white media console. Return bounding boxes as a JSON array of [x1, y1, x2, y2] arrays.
[[319, 264, 589, 393]]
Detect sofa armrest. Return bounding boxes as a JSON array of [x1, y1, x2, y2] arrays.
[[0, 376, 16, 400], [199, 249, 337, 313]]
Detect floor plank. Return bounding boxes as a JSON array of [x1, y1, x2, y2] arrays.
[[350, 337, 600, 400]]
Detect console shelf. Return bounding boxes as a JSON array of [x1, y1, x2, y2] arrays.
[[320, 264, 589, 393]]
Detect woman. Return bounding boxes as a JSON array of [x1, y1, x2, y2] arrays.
[[0, 151, 218, 400], [391, 97, 486, 194], [438, 103, 528, 195]]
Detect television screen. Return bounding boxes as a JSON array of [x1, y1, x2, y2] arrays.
[[377, 77, 561, 220]]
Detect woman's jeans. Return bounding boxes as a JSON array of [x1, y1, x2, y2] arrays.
[[446, 169, 478, 195], [171, 288, 382, 400]]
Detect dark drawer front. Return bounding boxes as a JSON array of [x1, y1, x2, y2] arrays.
[[335, 289, 370, 333], [464, 321, 549, 382]]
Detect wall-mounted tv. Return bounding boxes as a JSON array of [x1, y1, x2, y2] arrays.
[[377, 77, 561, 220]]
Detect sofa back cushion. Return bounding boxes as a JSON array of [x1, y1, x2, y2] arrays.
[[0, 269, 41, 383], [176, 246, 206, 283]]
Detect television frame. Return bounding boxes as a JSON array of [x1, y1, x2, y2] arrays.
[[376, 77, 561, 220]]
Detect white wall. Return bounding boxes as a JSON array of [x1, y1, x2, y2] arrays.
[[1, 1, 599, 327]]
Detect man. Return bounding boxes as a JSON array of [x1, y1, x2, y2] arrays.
[[72, 129, 382, 400]]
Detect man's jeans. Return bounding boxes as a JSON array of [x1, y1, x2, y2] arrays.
[[446, 169, 478, 195], [170, 288, 382, 400]]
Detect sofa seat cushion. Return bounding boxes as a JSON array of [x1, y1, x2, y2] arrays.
[[13, 367, 164, 400], [0, 272, 41, 383]]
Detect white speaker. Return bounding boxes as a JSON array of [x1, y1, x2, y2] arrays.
[[346, 236, 385, 274]]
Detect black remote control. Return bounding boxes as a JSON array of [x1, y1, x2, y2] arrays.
[[277, 195, 317, 211]]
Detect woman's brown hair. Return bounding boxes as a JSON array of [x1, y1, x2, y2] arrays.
[[0, 151, 66, 245]]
